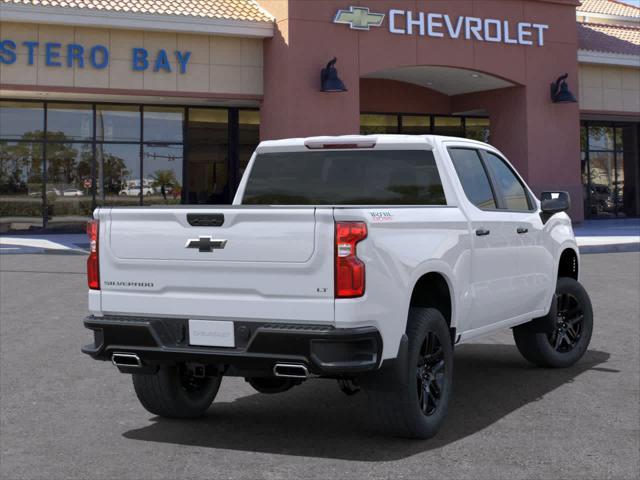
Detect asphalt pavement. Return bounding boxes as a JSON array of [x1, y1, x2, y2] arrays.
[[0, 252, 638, 480]]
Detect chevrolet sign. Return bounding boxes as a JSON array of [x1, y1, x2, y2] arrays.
[[334, 6, 549, 47]]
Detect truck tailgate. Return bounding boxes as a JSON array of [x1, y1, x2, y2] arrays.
[[97, 207, 335, 323]]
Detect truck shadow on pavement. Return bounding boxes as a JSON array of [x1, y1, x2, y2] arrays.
[[123, 344, 611, 461]]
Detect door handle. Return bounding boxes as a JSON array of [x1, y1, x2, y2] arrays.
[[476, 228, 491, 237], [517, 227, 529, 234]]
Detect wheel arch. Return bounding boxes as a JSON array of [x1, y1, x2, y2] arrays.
[[408, 271, 454, 331], [558, 247, 579, 280]]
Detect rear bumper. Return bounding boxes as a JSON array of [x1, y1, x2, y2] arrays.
[[81, 315, 382, 377]]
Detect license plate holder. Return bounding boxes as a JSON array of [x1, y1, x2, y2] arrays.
[[188, 320, 235, 347]]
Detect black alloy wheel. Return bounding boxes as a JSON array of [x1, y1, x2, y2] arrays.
[[549, 292, 584, 353], [416, 331, 446, 416]]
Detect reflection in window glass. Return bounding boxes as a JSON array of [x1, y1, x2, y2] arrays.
[[143, 107, 183, 143], [588, 151, 616, 217], [434, 117, 463, 137], [97, 143, 141, 206], [401, 116, 431, 135], [47, 103, 93, 141], [96, 105, 140, 142], [47, 143, 94, 222], [0, 141, 44, 228], [588, 126, 614, 150], [483, 152, 530, 211], [465, 118, 491, 143], [0, 101, 44, 140], [243, 150, 446, 205], [144, 144, 183, 204], [360, 114, 398, 134], [448, 148, 496, 209], [186, 109, 228, 204], [239, 110, 260, 183]]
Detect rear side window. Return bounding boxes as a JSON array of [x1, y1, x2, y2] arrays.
[[448, 148, 497, 209], [482, 151, 532, 211], [242, 150, 446, 205]]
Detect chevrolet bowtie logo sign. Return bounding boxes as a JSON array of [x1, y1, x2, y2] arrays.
[[185, 236, 227, 253], [334, 6, 385, 31]]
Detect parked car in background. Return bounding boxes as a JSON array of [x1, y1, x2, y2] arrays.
[[62, 188, 85, 197]]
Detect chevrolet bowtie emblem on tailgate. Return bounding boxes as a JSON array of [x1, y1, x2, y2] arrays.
[[334, 6, 385, 31], [185, 236, 227, 253]]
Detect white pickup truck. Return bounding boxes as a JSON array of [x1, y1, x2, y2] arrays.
[[82, 135, 593, 439]]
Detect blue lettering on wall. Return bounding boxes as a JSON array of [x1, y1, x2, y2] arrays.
[[175, 51, 191, 74], [22, 41, 38, 65], [154, 49, 171, 73], [67, 44, 84, 68], [0, 38, 193, 74], [89, 45, 109, 69], [132, 48, 149, 71], [45, 42, 62, 67], [0, 39, 17, 64]]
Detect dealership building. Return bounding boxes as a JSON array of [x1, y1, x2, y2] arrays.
[[0, 0, 638, 230]]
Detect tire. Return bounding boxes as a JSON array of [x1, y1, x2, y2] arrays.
[[513, 277, 593, 368], [132, 365, 222, 418], [366, 308, 454, 439]]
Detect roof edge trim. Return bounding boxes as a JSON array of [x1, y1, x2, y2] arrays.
[[0, 3, 275, 38]]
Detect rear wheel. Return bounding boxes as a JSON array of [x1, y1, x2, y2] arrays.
[[514, 277, 593, 368], [366, 308, 453, 439], [132, 365, 222, 418]]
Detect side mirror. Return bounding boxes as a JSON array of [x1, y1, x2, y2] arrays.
[[541, 191, 571, 215]]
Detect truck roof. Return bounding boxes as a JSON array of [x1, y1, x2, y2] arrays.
[[256, 134, 491, 152]]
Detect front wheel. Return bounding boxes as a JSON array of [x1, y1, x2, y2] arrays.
[[514, 277, 593, 368], [132, 365, 222, 418], [366, 308, 453, 439]]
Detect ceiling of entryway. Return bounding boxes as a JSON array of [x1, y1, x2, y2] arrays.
[[363, 66, 516, 96]]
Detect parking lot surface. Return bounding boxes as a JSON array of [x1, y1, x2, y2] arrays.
[[1, 252, 638, 480]]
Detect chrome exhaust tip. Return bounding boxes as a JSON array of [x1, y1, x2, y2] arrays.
[[273, 363, 309, 379], [112, 352, 142, 368]]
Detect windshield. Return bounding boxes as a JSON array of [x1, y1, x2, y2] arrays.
[[242, 150, 446, 205]]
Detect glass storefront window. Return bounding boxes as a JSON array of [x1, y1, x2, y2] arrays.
[[143, 107, 183, 143], [0, 141, 44, 228], [97, 143, 141, 206], [588, 126, 614, 151], [465, 118, 491, 143], [582, 121, 639, 218], [186, 108, 229, 204], [401, 115, 431, 135], [46, 143, 94, 224], [239, 110, 261, 181], [47, 103, 93, 141], [0, 101, 44, 140], [434, 116, 464, 137], [360, 114, 399, 134], [96, 105, 141, 142], [143, 144, 183, 204]]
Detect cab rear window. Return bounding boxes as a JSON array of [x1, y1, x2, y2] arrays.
[[242, 150, 446, 205]]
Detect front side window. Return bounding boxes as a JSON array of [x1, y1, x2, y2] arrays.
[[243, 150, 446, 205], [482, 151, 531, 211], [448, 148, 496, 209]]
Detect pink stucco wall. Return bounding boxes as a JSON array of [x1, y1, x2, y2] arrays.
[[258, 0, 583, 220]]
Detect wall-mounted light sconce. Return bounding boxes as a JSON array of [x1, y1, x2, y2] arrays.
[[550, 73, 577, 104], [321, 57, 347, 92]]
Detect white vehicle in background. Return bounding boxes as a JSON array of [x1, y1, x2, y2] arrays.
[[62, 188, 85, 197], [119, 180, 154, 196], [82, 135, 593, 439]]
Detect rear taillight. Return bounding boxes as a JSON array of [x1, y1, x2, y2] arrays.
[[87, 220, 99, 290], [335, 222, 367, 298]]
